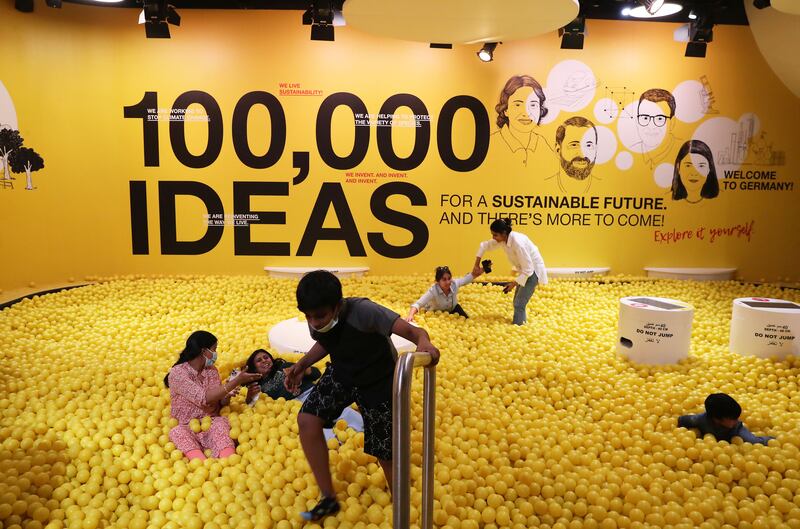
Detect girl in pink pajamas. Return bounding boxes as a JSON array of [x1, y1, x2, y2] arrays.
[[164, 330, 262, 460]]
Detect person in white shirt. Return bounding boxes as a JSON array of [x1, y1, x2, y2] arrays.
[[473, 218, 548, 325], [406, 265, 482, 322]]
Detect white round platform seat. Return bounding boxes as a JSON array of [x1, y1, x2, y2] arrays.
[[644, 267, 736, 281], [264, 267, 369, 279], [547, 267, 610, 278], [729, 298, 800, 359], [617, 296, 695, 364], [268, 317, 416, 355]]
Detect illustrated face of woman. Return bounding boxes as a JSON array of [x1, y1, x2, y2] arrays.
[[253, 352, 273, 375], [525, 91, 542, 126], [437, 273, 453, 291], [679, 153, 710, 196], [506, 86, 538, 134]]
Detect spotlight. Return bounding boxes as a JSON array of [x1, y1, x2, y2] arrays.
[[685, 16, 713, 57], [621, 6, 632, 15], [559, 16, 585, 50], [477, 42, 498, 62], [639, 0, 665, 14], [141, 0, 180, 39], [753, 0, 771, 8], [688, 10, 697, 19], [311, 24, 334, 41], [45, 0, 62, 8], [685, 41, 707, 57], [15, 0, 34, 12], [165, 5, 180, 25], [145, 21, 170, 38], [305, 2, 335, 41]]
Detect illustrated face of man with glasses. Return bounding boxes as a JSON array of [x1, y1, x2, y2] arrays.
[[636, 88, 676, 150]]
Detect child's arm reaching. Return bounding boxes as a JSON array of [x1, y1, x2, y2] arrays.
[[735, 424, 775, 446], [677, 413, 702, 429]]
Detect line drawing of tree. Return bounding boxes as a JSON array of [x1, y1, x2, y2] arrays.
[[0, 127, 24, 187], [9, 146, 44, 190]]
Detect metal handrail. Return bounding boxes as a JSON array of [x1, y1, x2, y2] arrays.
[[392, 351, 436, 529]]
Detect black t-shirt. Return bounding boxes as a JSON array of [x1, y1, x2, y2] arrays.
[[309, 297, 400, 386]]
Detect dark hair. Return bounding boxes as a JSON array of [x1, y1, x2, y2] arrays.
[[638, 88, 676, 118], [555, 116, 597, 148], [245, 348, 274, 376], [671, 140, 719, 201], [705, 393, 741, 421], [297, 270, 343, 312], [495, 75, 548, 129], [434, 266, 452, 281], [164, 330, 217, 387], [490, 218, 513, 235]]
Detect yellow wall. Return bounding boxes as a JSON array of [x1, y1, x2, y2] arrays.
[[0, 3, 798, 291]]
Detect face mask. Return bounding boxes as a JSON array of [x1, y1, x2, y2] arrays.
[[204, 349, 218, 367], [311, 314, 338, 333]]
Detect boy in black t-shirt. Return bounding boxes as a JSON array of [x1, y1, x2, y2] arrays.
[[678, 393, 775, 445], [285, 270, 440, 521]]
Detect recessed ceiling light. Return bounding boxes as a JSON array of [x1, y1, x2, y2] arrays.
[[621, 6, 632, 15], [628, 2, 683, 18]]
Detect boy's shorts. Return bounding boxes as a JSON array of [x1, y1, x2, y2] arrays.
[[300, 367, 393, 461]]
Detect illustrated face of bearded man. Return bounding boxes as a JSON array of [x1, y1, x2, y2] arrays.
[[557, 125, 597, 180]]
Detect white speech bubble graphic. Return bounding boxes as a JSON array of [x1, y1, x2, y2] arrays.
[[0, 81, 18, 130], [593, 98, 619, 125], [616, 151, 634, 171], [594, 126, 617, 165], [673, 80, 706, 123], [541, 60, 598, 125], [691, 114, 760, 174], [654, 163, 674, 189]]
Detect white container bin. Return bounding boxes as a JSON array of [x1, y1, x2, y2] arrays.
[[729, 297, 800, 359], [617, 296, 695, 364]]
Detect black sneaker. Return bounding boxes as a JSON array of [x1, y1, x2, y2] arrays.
[[301, 496, 340, 521]]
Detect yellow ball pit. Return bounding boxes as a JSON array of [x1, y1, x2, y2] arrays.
[[0, 275, 798, 528]]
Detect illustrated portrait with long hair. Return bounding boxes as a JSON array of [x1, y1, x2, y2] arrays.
[[671, 139, 719, 204]]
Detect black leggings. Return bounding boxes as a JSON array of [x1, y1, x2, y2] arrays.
[[449, 304, 469, 318]]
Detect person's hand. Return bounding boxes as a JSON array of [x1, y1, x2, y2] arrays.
[[284, 363, 305, 394], [245, 383, 260, 402], [416, 338, 441, 366], [234, 371, 263, 386], [405, 314, 415, 323], [290, 368, 306, 395], [503, 282, 517, 294]]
